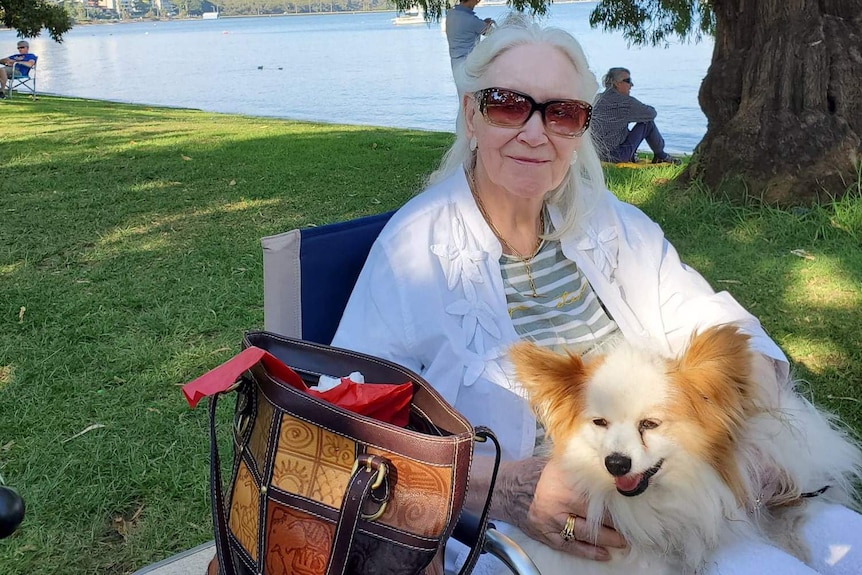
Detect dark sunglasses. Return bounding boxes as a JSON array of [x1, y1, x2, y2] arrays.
[[474, 87, 592, 138], [620, 78, 633, 85], [17, 46, 27, 50]]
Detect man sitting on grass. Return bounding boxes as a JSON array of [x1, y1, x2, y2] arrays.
[[591, 67, 681, 165], [0, 40, 37, 99]]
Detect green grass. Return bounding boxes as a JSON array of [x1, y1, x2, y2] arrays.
[[1, 96, 860, 574]]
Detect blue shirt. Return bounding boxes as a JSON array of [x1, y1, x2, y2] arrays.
[[6, 53, 36, 77], [445, 4, 488, 64]]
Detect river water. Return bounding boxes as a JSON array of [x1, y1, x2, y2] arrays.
[[1, 2, 714, 153]]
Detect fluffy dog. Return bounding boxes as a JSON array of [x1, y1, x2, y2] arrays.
[[502, 325, 862, 574]]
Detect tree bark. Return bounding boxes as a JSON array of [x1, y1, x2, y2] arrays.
[[687, 0, 862, 205]]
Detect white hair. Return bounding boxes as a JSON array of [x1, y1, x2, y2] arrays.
[[429, 12, 606, 238]]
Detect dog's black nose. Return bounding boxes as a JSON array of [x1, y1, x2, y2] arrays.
[[605, 453, 632, 477]]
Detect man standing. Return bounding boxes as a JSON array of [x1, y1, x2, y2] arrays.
[[591, 67, 681, 164], [0, 40, 37, 99], [445, 0, 494, 72]]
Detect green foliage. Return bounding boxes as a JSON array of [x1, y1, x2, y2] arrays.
[[391, 0, 551, 21], [0, 0, 74, 41], [589, 0, 715, 46], [389, 0, 716, 35]]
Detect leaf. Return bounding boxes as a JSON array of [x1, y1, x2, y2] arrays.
[[790, 249, 815, 260], [62, 423, 106, 444], [18, 306, 25, 323], [229, 179, 236, 186], [181, 155, 192, 161]]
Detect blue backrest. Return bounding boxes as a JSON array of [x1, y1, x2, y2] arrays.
[[298, 211, 395, 344], [261, 211, 395, 344]]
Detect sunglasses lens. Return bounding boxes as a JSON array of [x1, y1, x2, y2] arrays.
[[544, 101, 589, 137], [482, 89, 532, 127], [479, 88, 591, 137]]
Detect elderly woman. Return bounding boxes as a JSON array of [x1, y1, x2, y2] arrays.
[[332, 14, 861, 575]]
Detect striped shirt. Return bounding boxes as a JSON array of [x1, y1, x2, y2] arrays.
[[501, 239, 619, 353]]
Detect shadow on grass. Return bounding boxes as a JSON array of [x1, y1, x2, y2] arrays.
[[1, 97, 454, 574]]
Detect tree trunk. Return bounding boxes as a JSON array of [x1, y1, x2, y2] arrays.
[[686, 0, 862, 205]]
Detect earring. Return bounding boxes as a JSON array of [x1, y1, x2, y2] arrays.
[[469, 136, 477, 152]]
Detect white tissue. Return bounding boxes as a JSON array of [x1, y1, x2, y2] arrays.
[[316, 371, 365, 392]]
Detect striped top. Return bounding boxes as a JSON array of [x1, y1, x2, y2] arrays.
[[501, 239, 619, 354]]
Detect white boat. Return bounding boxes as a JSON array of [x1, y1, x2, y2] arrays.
[[202, 10, 219, 19], [392, 8, 426, 25]]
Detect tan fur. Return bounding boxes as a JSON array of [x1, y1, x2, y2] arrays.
[[509, 341, 603, 444], [668, 325, 758, 505]]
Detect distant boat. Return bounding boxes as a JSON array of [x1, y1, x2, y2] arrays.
[[202, 10, 219, 19], [392, 8, 426, 25]]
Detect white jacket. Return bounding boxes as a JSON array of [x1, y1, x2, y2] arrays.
[[332, 170, 787, 461]]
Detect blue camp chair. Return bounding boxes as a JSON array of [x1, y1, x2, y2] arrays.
[[260, 211, 540, 575], [5, 56, 37, 99]]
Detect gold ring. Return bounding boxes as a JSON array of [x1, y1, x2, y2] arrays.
[[560, 514, 577, 542]]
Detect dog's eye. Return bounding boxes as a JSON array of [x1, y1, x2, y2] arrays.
[[592, 418, 608, 427], [639, 419, 660, 432]]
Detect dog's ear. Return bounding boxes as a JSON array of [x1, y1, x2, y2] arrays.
[[509, 342, 588, 435], [671, 324, 756, 503], [675, 324, 755, 411]]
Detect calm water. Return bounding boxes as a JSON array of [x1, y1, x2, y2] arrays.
[[1, 3, 713, 153]]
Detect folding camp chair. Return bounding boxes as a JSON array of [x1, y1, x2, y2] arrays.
[[5, 56, 37, 99], [260, 211, 541, 575]]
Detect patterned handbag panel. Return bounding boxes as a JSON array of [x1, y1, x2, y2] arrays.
[[264, 500, 334, 575], [229, 460, 260, 561], [271, 413, 355, 506], [247, 391, 275, 473], [366, 447, 452, 537]]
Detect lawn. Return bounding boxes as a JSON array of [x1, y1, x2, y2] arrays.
[[1, 95, 860, 574]]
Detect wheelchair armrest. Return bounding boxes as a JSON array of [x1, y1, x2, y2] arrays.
[[451, 510, 541, 575]]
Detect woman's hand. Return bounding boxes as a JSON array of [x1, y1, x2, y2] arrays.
[[492, 457, 627, 561]]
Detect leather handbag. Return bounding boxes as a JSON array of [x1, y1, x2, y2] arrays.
[[183, 330, 500, 575]]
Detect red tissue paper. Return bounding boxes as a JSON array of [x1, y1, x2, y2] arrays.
[[181, 346, 413, 427]]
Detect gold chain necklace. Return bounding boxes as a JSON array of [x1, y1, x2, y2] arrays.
[[467, 169, 545, 297]]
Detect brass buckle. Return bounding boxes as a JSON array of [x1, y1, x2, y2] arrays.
[[350, 458, 389, 521]]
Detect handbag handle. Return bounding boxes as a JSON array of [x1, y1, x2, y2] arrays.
[[326, 453, 392, 575], [454, 427, 501, 575], [208, 390, 238, 575]]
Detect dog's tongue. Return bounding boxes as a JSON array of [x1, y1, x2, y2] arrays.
[[615, 474, 642, 493]]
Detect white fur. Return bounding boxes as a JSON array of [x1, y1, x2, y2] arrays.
[[500, 334, 862, 575]]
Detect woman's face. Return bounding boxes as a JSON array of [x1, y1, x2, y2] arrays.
[[465, 43, 584, 201]]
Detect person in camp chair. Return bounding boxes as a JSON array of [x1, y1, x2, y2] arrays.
[[0, 40, 36, 99]]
